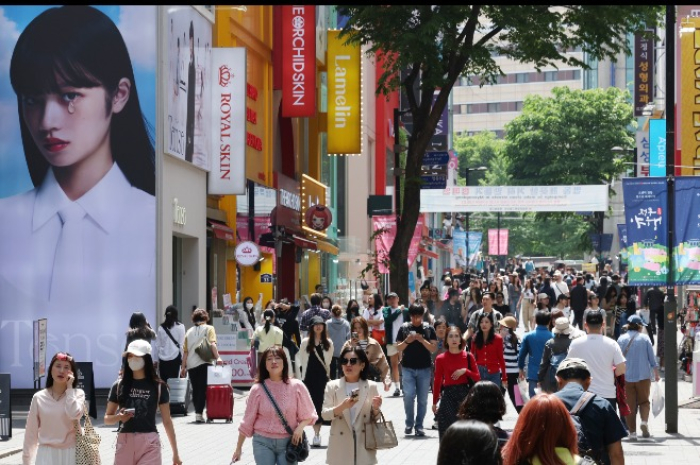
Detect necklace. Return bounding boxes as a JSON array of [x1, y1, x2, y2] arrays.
[[49, 387, 66, 401]]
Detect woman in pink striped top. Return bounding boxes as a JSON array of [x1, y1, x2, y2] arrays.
[[231, 346, 317, 464]]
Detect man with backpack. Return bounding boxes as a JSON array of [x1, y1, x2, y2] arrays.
[[554, 358, 627, 465]]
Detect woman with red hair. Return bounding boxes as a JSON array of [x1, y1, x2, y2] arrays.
[[502, 394, 580, 465]]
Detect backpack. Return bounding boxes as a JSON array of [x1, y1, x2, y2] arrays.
[[569, 391, 603, 465], [547, 348, 568, 387]]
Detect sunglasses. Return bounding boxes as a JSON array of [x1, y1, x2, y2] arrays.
[[340, 357, 359, 366]]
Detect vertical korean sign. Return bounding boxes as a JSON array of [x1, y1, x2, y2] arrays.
[[281, 6, 316, 117], [673, 177, 700, 284], [680, 17, 700, 176], [636, 132, 650, 177], [209, 48, 247, 194], [488, 229, 509, 256], [327, 30, 361, 154], [623, 178, 668, 285], [633, 30, 654, 117], [649, 119, 666, 177]]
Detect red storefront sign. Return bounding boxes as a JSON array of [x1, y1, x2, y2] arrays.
[[281, 5, 316, 117]]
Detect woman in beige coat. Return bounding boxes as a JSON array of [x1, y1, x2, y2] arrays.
[[322, 346, 384, 465]]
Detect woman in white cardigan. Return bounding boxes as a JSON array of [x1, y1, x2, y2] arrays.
[[296, 316, 334, 447], [322, 345, 383, 465]]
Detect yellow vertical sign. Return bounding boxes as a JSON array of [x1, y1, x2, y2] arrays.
[[327, 30, 361, 154], [680, 17, 700, 175]]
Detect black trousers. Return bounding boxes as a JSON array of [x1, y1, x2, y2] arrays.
[[159, 354, 182, 383], [188, 363, 209, 415], [572, 309, 585, 330]]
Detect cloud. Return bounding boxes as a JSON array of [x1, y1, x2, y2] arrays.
[[0, 8, 21, 74], [117, 6, 156, 72]]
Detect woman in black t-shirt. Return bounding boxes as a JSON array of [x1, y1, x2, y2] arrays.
[[105, 340, 182, 464]]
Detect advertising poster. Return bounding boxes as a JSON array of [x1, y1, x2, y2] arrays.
[[468, 232, 483, 267], [623, 178, 668, 285], [673, 177, 700, 284], [452, 229, 467, 269], [488, 229, 509, 256], [327, 30, 361, 154], [373, 214, 424, 274], [0, 6, 156, 388], [167, 6, 212, 170]]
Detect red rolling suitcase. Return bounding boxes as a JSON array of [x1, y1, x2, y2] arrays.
[[206, 384, 234, 423]]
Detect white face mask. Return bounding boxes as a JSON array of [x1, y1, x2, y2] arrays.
[[322, 303, 330, 309], [246, 303, 254, 310], [128, 357, 145, 372]]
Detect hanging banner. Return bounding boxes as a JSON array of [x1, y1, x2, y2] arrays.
[[633, 30, 654, 117], [488, 229, 509, 256], [617, 224, 629, 262], [421, 185, 608, 213], [623, 178, 668, 285], [327, 30, 361, 154], [674, 177, 700, 284], [453, 229, 467, 269], [373, 215, 424, 274], [680, 16, 700, 176], [281, 5, 316, 117], [636, 132, 650, 177], [649, 119, 666, 177], [209, 48, 247, 194], [468, 232, 483, 267]]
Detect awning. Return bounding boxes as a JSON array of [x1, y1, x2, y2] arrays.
[[316, 239, 339, 255], [293, 235, 317, 250], [418, 247, 439, 259], [209, 221, 235, 241]]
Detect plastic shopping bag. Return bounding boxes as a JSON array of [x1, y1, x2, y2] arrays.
[[652, 381, 665, 417], [207, 364, 233, 385], [517, 378, 530, 404], [513, 381, 524, 407]]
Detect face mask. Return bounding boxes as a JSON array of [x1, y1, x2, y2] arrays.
[[246, 303, 254, 310], [322, 303, 330, 309], [128, 358, 145, 372]]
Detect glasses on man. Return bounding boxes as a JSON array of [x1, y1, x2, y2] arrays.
[[340, 357, 359, 366]]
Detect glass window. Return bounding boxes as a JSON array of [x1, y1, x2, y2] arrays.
[[515, 101, 524, 111], [487, 103, 500, 113], [516, 73, 529, 83], [573, 69, 581, 80], [467, 104, 476, 114], [544, 71, 558, 81]]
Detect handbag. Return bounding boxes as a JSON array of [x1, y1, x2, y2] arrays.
[[361, 278, 369, 291], [261, 382, 309, 462], [365, 410, 398, 450], [74, 401, 101, 465], [370, 329, 386, 345], [193, 325, 216, 363]]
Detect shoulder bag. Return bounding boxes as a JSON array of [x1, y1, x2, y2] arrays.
[[75, 401, 101, 465], [261, 381, 309, 462], [194, 325, 216, 363], [161, 323, 180, 349], [365, 410, 398, 450]]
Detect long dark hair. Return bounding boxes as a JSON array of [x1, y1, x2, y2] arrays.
[[117, 353, 163, 406], [263, 309, 275, 334], [163, 305, 179, 329], [46, 352, 78, 388], [256, 346, 290, 384], [306, 321, 331, 353], [437, 420, 501, 465], [370, 293, 383, 312], [10, 5, 154, 195], [346, 299, 360, 323], [474, 313, 495, 349], [126, 311, 155, 344]]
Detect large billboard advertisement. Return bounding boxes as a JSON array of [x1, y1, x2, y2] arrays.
[[327, 30, 361, 154], [0, 5, 156, 388], [166, 6, 212, 170]]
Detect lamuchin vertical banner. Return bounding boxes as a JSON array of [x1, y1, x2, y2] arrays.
[[327, 30, 361, 154], [674, 177, 700, 284], [281, 5, 316, 117], [623, 178, 668, 285]]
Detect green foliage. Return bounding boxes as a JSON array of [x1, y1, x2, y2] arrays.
[[503, 86, 636, 187], [454, 131, 503, 186]]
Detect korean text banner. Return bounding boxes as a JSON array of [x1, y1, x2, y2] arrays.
[[281, 6, 316, 117], [209, 47, 247, 195], [421, 185, 608, 213], [635, 132, 650, 177], [373, 215, 424, 274], [166, 6, 212, 170], [0, 6, 156, 388], [327, 30, 361, 154], [674, 177, 700, 284], [623, 178, 668, 286], [633, 30, 654, 117], [488, 229, 509, 256]]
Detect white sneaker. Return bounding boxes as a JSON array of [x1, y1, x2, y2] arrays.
[[312, 434, 321, 447], [640, 423, 650, 438], [628, 432, 637, 441]]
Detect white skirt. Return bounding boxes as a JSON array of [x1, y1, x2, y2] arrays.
[[35, 445, 76, 465]]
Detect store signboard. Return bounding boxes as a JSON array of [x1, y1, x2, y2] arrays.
[[281, 5, 316, 117]]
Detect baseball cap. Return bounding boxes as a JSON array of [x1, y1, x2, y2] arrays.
[[386, 292, 399, 299], [627, 315, 647, 326], [556, 357, 590, 377], [585, 309, 604, 325], [310, 316, 326, 326], [124, 339, 152, 357]]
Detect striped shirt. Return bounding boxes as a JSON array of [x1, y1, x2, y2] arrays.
[[503, 337, 520, 374]]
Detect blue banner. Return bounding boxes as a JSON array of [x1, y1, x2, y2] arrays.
[[453, 229, 467, 269], [468, 232, 483, 267], [674, 177, 700, 284], [589, 233, 613, 252], [649, 119, 666, 177], [623, 178, 668, 285], [617, 224, 629, 262]]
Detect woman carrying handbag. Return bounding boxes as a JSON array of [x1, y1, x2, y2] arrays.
[[321, 346, 385, 465], [22, 352, 86, 465]]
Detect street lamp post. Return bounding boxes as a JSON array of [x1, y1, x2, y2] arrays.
[[464, 166, 488, 270]]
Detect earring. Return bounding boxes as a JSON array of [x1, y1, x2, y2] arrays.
[[67, 101, 75, 114]]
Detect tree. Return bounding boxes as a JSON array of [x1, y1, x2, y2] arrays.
[[454, 131, 503, 186], [504, 86, 635, 187], [338, 5, 663, 304]]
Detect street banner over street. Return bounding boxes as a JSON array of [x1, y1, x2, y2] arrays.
[[421, 185, 608, 212], [373, 214, 424, 274], [488, 229, 509, 256], [623, 178, 668, 286], [674, 177, 700, 284]]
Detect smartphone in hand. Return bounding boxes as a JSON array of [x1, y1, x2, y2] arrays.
[[350, 388, 360, 399]]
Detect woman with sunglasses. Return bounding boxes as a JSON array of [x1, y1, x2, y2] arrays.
[[23, 352, 85, 465], [321, 346, 384, 465], [343, 316, 391, 389]]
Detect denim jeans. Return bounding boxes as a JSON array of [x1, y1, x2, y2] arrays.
[[402, 366, 432, 430], [478, 365, 502, 388], [252, 434, 295, 465]]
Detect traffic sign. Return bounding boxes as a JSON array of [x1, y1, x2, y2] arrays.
[[422, 151, 450, 166], [421, 175, 447, 189]]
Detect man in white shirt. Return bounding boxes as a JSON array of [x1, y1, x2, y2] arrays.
[[566, 310, 626, 409], [552, 270, 570, 299]]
